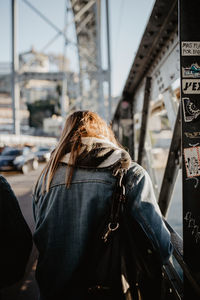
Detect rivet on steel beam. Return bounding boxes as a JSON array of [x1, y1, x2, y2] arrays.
[[147, 31, 154, 37], [164, 29, 171, 35], [154, 13, 162, 20]]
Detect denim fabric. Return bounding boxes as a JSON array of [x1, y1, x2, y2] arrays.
[[33, 162, 173, 299]]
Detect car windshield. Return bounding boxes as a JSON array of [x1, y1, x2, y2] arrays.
[[1, 148, 22, 156]]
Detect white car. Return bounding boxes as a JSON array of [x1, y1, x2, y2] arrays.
[[35, 146, 52, 162]]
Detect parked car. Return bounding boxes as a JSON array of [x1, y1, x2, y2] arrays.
[[34, 146, 52, 162], [0, 146, 38, 174]]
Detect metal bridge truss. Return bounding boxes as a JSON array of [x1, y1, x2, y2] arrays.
[[8, 0, 111, 135], [112, 0, 200, 299], [70, 0, 111, 121]]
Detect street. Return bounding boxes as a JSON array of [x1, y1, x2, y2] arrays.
[[0, 163, 45, 300]]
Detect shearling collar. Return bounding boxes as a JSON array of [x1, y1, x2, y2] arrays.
[[60, 137, 132, 174]]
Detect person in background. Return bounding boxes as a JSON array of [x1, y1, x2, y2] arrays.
[[33, 110, 173, 300], [0, 175, 33, 294]]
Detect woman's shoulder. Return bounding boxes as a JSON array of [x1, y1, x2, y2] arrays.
[[0, 175, 10, 190], [0, 175, 19, 208], [0, 175, 7, 184], [125, 161, 149, 190]]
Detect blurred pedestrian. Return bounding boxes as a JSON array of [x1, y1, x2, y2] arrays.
[[33, 110, 172, 300], [0, 175, 33, 293]]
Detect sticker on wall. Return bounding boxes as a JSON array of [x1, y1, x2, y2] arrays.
[[182, 63, 200, 78], [182, 97, 200, 122], [184, 146, 200, 178], [182, 41, 200, 56], [184, 132, 200, 139], [182, 79, 200, 94]]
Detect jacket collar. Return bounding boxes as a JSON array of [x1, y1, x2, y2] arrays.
[[60, 136, 132, 173]]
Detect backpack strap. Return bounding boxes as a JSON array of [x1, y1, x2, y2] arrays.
[[102, 171, 126, 243]]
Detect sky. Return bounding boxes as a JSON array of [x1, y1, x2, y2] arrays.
[[0, 0, 155, 97]]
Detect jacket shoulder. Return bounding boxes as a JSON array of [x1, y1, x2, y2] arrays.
[[125, 161, 147, 190], [0, 175, 10, 190], [0, 175, 17, 203]]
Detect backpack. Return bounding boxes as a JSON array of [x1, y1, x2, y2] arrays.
[[67, 172, 162, 300]]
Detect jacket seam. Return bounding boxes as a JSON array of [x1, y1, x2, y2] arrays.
[[50, 179, 115, 189]]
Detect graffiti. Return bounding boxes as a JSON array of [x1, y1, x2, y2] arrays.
[[182, 63, 200, 78], [184, 211, 200, 243], [186, 177, 199, 188], [184, 146, 200, 178], [184, 132, 200, 138], [182, 79, 200, 94], [188, 143, 200, 147], [182, 41, 200, 56], [182, 97, 200, 122]]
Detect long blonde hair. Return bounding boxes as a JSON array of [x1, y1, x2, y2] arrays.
[[37, 110, 120, 192]]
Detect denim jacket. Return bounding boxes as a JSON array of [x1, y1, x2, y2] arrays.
[[33, 162, 173, 299]]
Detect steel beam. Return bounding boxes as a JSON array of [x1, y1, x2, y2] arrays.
[[158, 105, 181, 217], [74, 0, 95, 23], [11, 0, 20, 135], [179, 0, 200, 298], [106, 0, 112, 121], [71, 0, 111, 120], [137, 77, 151, 165]]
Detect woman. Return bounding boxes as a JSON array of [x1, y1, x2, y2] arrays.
[[33, 110, 172, 300]]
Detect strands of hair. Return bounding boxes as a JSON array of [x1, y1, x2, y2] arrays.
[[36, 111, 121, 193]]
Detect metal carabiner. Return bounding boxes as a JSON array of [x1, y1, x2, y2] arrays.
[[102, 222, 119, 242]]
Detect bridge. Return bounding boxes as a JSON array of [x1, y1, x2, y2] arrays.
[[1, 0, 200, 299], [112, 0, 200, 299]]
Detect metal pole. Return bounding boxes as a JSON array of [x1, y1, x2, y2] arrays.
[[11, 0, 20, 135], [158, 105, 181, 217], [60, 0, 69, 120], [179, 0, 200, 298], [105, 0, 111, 121], [96, 0, 105, 119], [129, 101, 135, 160], [137, 77, 151, 165], [77, 48, 83, 110]]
